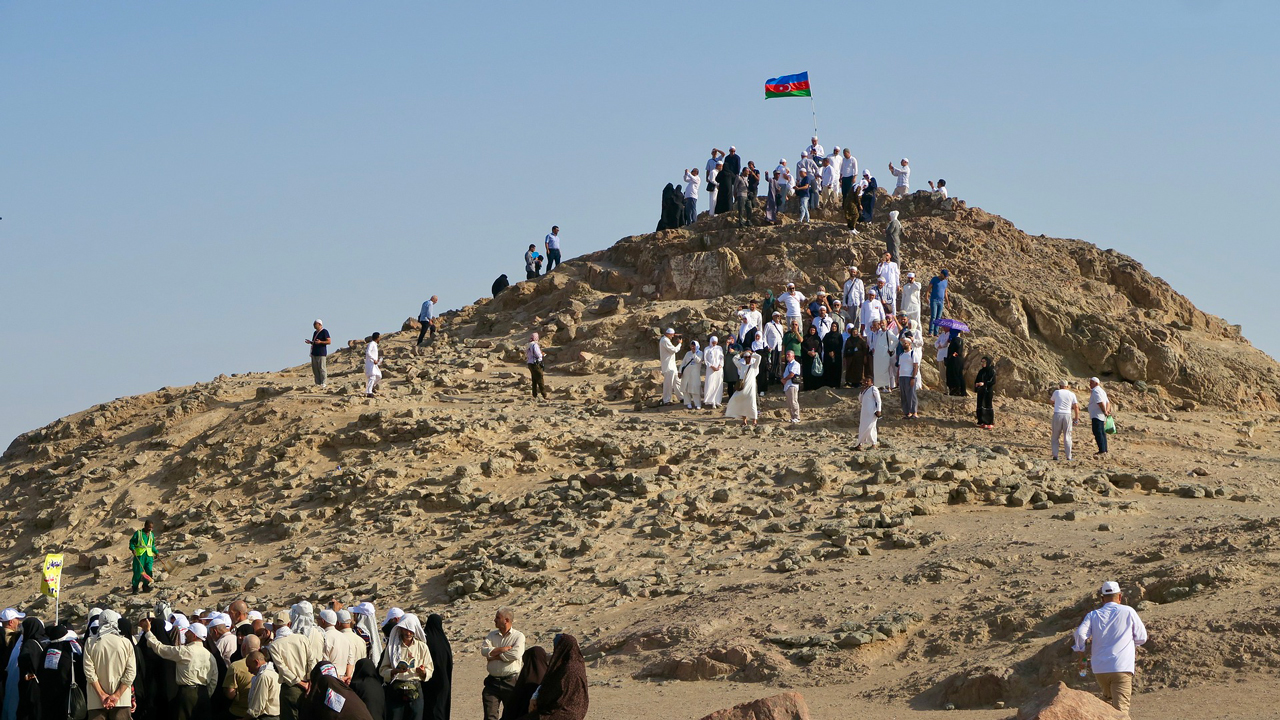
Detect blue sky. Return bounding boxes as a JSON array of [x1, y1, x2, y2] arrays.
[[2, 1, 1276, 445]]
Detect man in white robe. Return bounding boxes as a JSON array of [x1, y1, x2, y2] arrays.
[[841, 267, 864, 324], [364, 333, 382, 397], [857, 377, 882, 448], [934, 329, 952, 382], [860, 289, 886, 337], [877, 253, 900, 308], [702, 336, 725, 409], [659, 328, 682, 404], [870, 320, 898, 389], [680, 342, 704, 410], [900, 272, 922, 330]]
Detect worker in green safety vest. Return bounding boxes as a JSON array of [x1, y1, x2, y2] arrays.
[[129, 520, 156, 594]]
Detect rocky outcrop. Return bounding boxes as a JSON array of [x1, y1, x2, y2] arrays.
[[1016, 682, 1125, 720], [468, 189, 1280, 410], [698, 693, 811, 720]]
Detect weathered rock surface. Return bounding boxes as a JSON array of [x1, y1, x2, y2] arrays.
[[698, 692, 811, 720], [1016, 682, 1126, 720]]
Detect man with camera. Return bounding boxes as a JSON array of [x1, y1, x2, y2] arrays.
[[659, 328, 683, 405]]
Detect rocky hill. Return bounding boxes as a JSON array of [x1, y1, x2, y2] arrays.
[[3, 190, 1280, 717]]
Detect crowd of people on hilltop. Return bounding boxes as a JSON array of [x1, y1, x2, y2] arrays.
[[0, 599, 586, 720], [311, 134, 1113, 462]]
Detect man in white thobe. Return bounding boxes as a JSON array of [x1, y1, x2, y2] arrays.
[[860, 289, 886, 337], [659, 328, 682, 404], [841, 267, 864, 325], [900, 272, 922, 330], [680, 342, 704, 410], [702, 336, 725, 409], [877, 253, 900, 306], [857, 377, 882, 448], [705, 150, 723, 216]]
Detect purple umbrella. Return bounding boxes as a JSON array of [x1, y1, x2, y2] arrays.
[[936, 318, 970, 333]]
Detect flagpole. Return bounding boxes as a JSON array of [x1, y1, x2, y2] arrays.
[[810, 94, 818, 135]]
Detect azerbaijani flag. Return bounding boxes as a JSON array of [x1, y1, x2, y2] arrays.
[[765, 72, 811, 99]]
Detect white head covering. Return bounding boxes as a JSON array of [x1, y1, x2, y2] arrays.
[[315, 319, 323, 325], [901, 158, 909, 164], [384, 614, 426, 668], [889, 210, 899, 221], [352, 602, 383, 663], [188, 624, 208, 641], [319, 609, 338, 626], [690, 341, 700, 351], [337, 610, 352, 624], [383, 607, 404, 626], [274, 626, 293, 638], [290, 602, 317, 636], [248, 611, 263, 621], [709, 336, 718, 345], [863, 169, 871, 177], [209, 615, 231, 629], [97, 610, 122, 637], [665, 328, 675, 335]]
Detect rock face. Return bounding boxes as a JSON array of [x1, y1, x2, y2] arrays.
[[477, 189, 1280, 410], [1016, 682, 1126, 720], [698, 692, 811, 720]]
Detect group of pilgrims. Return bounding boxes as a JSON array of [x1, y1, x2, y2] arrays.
[[656, 136, 946, 233], [0, 601, 587, 720], [645, 138, 999, 444]]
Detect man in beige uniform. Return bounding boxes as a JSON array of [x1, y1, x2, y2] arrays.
[[336, 611, 365, 672], [265, 612, 315, 720], [210, 615, 236, 664], [245, 652, 280, 720], [318, 610, 351, 682], [224, 635, 261, 720], [479, 607, 526, 720], [85, 609, 137, 720], [140, 619, 218, 720]]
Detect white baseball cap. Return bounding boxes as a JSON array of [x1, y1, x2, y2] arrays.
[[188, 623, 208, 640], [248, 610, 263, 621], [0, 609, 25, 622], [1100, 581, 1121, 596]]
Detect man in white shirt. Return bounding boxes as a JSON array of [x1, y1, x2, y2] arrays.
[[899, 272, 922, 331], [929, 179, 948, 198], [820, 159, 837, 208], [897, 334, 922, 418], [1073, 581, 1148, 715], [1050, 380, 1080, 460], [811, 306, 834, 339], [762, 312, 786, 395], [544, 226, 562, 273], [860, 288, 885, 337], [779, 284, 806, 326], [889, 158, 910, 196], [839, 148, 858, 199], [781, 350, 802, 423], [877, 252, 901, 304], [873, 277, 895, 316], [736, 300, 763, 345], [806, 136, 824, 161], [480, 607, 526, 720], [659, 328, 682, 405], [1088, 377, 1111, 455], [682, 168, 700, 224], [841, 267, 864, 325], [705, 150, 723, 216]]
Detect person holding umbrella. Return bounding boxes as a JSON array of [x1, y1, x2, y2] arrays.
[[936, 318, 969, 396]]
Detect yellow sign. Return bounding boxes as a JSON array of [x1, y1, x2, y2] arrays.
[[40, 554, 64, 599]]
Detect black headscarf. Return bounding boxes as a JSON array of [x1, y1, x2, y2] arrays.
[[305, 662, 373, 720], [501, 647, 548, 720], [37, 625, 81, 720], [421, 615, 452, 720], [348, 659, 385, 720], [17, 618, 47, 720]]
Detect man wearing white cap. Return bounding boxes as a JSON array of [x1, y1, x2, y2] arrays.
[[774, 159, 791, 211], [860, 287, 886, 338], [702, 336, 724, 410], [779, 284, 806, 327], [1088, 377, 1112, 455], [1073, 581, 1148, 715], [210, 614, 236, 664], [900, 272, 922, 331], [889, 158, 910, 196], [1050, 380, 1080, 461], [318, 610, 352, 682], [84, 609, 136, 720], [705, 149, 724, 216], [304, 320, 330, 388], [659, 328, 682, 405], [140, 618, 218, 720], [336, 610, 365, 674]]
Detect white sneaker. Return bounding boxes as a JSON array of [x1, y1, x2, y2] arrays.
[[851, 229, 860, 235]]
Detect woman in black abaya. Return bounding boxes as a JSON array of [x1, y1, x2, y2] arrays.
[[421, 615, 452, 720], [974, 356, 996, 428], [821, 326, 843, 388], [800, 326, 823, 391], [945, 331, 967, 396]]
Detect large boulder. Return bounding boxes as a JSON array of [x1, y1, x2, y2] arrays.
[[658, 248, 746, 299], [698, 692, 810, 720], [1016, 682, 1125, 720]]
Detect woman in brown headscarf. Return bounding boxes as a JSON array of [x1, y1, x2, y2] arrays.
[[523, 635, 587, 720]]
